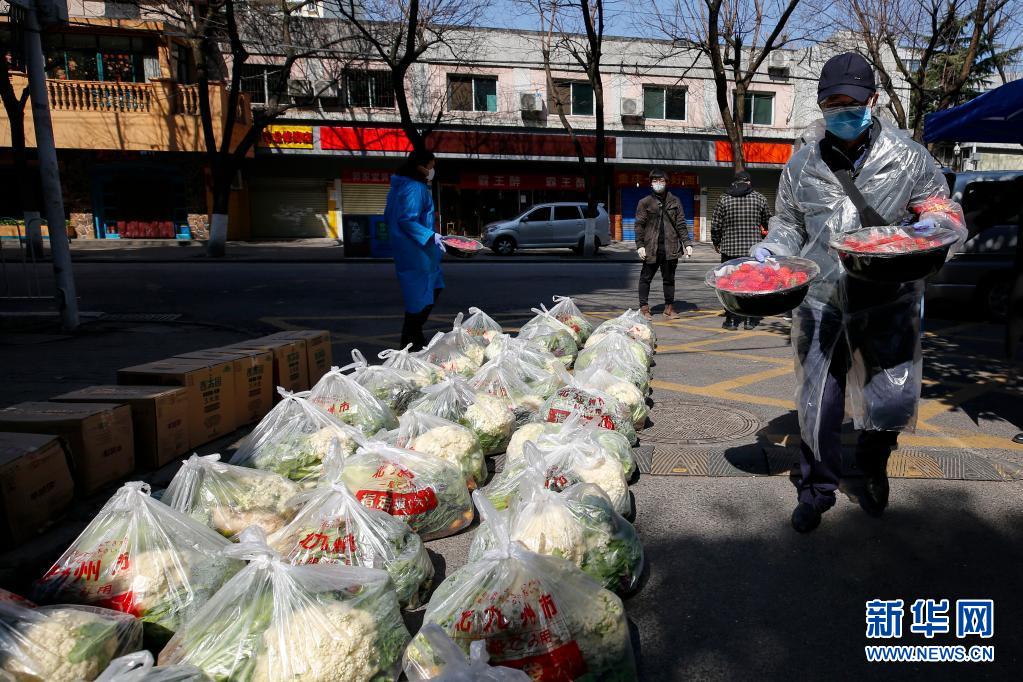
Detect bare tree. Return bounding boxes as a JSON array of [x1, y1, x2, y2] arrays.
[[655, 0, 805, 171], [0, 39, 41, 256], [838, 0, 909, 127]]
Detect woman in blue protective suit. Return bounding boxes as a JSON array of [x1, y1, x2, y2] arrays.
[[751, 53, 968, 533], [384, 150, 445, 350]]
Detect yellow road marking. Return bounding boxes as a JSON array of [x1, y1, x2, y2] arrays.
[[703, 365, 795, 391]]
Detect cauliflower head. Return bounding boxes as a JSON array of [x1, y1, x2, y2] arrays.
[[411, 426, 486, 487], [510, 503, 586, 565], [575, 458, 630, 516], [1, 608, 125, 682], [463, 394, 515, 455], [505, 423, 546, 460]]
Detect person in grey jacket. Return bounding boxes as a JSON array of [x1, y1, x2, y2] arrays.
[[635, 169, 693, 319]]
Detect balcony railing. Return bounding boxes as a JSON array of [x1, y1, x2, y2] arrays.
[[47, 80, 154, 113], [175, 84, 200, 115]]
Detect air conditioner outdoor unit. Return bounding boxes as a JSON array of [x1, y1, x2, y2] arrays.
[[620, 97, 643, 118], [313, 80, 338, 98], [519, 92, 543, 113], [287, 79, 313, 97], [767, 51, 792, 75]]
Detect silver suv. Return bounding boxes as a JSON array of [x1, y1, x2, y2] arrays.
[[481, 203, 611, 255]]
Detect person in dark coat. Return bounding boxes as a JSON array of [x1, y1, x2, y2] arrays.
[[384, 150, 445, 350], [712, 171, 773, 329], [634, 169, 693, 320]]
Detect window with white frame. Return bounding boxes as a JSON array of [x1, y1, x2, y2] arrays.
[[345, 69, 394, 108], [551, 80, 594, 116], [448, 75, 498, 112], [738, 91, 774, 125], [643, 85, 686, 120]]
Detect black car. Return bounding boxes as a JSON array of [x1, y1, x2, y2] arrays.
[[925, 171, 1022, 321]]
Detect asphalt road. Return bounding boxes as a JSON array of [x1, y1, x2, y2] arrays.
[[2, 260, 1021, 680]]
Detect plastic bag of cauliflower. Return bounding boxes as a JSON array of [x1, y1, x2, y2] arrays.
[[588, 310, 656, 353], [471, 445, 643, 595], [403, 624, 530, 681], [394, 411, 487, 489], [95, 651, 207, 681], [484, 337, 567, 396], [541, 383, 638, 445], [469, 354, 545, 425], [547, 295, 594, 345], [32, 483, 241, 647], [573, 347, 649, 394], [481, 439, 632, 518], [505, 413, 636, 481], [577, 331, 652, 373], [267, 450, 434, 608], [379, 344, 445, 388], [573, 367, 649, 430], [416, 314, 487, 378], [462, 307, 504, 345], [344, 349, 421, 415], [334, 441, 475, 540], [408, 378, 517, 456], [158, 527, 411, 682], [230, 389, 365, 486], [412, 492, 637, 682], [0, 590, 142, 682], [163, 454, 301, 539], [516, 306, 579, 366], [308, 366, 399, 434]]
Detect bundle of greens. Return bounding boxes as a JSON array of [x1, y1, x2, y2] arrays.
[[308, 367, 399, 434], [163, 454, 301, 539], [230, 389, 365, 486], [413, 493, 637, 682], [158, 529, 411, 682], [32, 483, 241, 646], [394, 411, 487, 490], [379, 345, 445, 389]]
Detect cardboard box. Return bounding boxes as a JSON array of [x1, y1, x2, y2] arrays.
[[224, 337, 309, 395], [51, 385, 189, 469], [176, 349, 272, 426], [118, 358, 235, 449], [266, 330, 332, 386], [0, 432, 75, 549], [0, 403, 133, 494]]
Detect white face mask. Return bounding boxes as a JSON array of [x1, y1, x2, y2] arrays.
[[651, 181, 666, 193], [426, 168, 435, 182]]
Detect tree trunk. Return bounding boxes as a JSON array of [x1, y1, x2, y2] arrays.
[[393, 66, 426, 154], [0, 52, 43, 256], [208, 164, 232, 257]]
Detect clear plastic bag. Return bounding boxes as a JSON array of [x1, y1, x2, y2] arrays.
[[0, 592, 143, 682], [379, 345, 445, 388], [158, 528, 411, 682], [417, 314, 487, 378], [517, 307, 580, 366], [572, 367, 649, 430], [485, 337, 566, 381], [33, 483, 241, 646], [462, 307, 504, 345], [541, 383, 638, 445], [573, 346, 649, 394], [95, 652, 208, 682], [506, 413, 636, 480], [163, 454, 301, 539], [230, 389, 366, 486], [588, 310, 656, 352], [414, 492, 637, 681], [395, 411, 487, 489], [309, 366, 399, 434], [267, 450, 434, 609], [548, 295, 594, 345], [403, 624, 531, 681], [469, 354, 545, 425], [345, 350, 421, 415], [408, 379, 517, 456], [470, 445, 643, 594], [577, 331, 652, 371], [334, 442, 475, 540]]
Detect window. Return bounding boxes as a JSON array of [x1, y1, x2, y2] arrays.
[[43, 34, 156, 82], [551, 81, 593, 116], [554, 205, 582, 220], [174, 45, 193, 84], [643, 86, 686, 120], [738, 91, 774, 125], [447, 75, 497, 112], [345, 69, 394, 108], [239, 64, 288, 105], [524, 207, 551, 222]]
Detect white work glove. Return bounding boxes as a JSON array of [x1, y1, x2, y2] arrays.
[[685, 246, 693, 259], [637, 246, 646, 260]]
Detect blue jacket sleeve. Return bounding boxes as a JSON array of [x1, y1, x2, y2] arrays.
[[394, 183, 435, 246]]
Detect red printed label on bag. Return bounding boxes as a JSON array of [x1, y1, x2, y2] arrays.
[[500, 641, 588, 682], [356, 488, 438, 516]]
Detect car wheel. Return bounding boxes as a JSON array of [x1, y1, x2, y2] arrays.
[[573, 237, 601, 255], [493, 236, 516, 256], [984, 275, 1011, 322]]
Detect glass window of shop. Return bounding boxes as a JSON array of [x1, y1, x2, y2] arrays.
[[44, 34, 156, 82]]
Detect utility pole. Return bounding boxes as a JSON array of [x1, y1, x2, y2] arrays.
[[22, 0, 78, 329]]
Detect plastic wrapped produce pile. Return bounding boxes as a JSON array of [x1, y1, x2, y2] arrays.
[[413, 492, 637, 681], [32, 483, 241, 646], [469, 354, 545, 425], [403, 624, 530, 681], [516, 307, 580, 366], [548, 295, 594, 345], [162, 454, 300, 539], [395, 411, 488, 489], [344, 349, 421, 415], [573, 367, 649, 430], [158, 528, 411, 682], [506, 412, 636, 480], [578, 330, 652, 372], [308, 366, 399, 434], [587, 310, 656, 352], [230, 389, 365, 486], [462, 307, 504, 345], [541, 382, 638, 445], [417, 313, 487, 377], [408, 378, 516, 456], [379, 345, 445, 388]]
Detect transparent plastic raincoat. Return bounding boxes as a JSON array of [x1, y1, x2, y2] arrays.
[[756, 119, 967, 455]]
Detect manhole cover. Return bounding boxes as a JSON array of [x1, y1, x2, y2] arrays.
[[641, 399, 761, 445]]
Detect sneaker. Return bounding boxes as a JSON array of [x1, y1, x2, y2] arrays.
[[640, 305, 653, 321], [721, 317, 738, 330], [663, 304, 679, 320], [791, 502, 822, 533], [743, 318, 758, 330]]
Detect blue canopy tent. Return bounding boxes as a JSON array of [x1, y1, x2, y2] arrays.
[[924, 80, 1023, 444]]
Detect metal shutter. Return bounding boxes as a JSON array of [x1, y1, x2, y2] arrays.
[[250, 178, 330, 238], [341, 184, 390, 215]]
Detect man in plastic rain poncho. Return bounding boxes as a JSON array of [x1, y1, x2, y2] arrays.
[[751, 52, 967, 533]]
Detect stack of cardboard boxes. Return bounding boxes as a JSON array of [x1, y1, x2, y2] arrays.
[[0, 331, 331, 550]]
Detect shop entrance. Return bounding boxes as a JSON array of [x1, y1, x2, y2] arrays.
[[92, 165, 187, 239]]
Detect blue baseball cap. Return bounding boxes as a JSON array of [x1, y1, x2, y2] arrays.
[[817, 52, 876, 104]]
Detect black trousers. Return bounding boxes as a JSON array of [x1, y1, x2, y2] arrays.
[[401, 288, 442, 351], [721, 254, 760, 325], [639, 257, 678, 307]]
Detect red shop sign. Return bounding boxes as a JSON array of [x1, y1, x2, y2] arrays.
[[459, 172, 586, 191], [615, 171, 699, 188]]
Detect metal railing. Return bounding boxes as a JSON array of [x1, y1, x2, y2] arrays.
[[47, 79, 154, 113]]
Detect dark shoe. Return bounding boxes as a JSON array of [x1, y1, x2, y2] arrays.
[[663, 304, 679, 320], [858, 470, 890, 517], [743, 318, 758, 330], [791, 503, 822, 533], [721, 315, 738, 330], [640, 305, 653, 321]]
